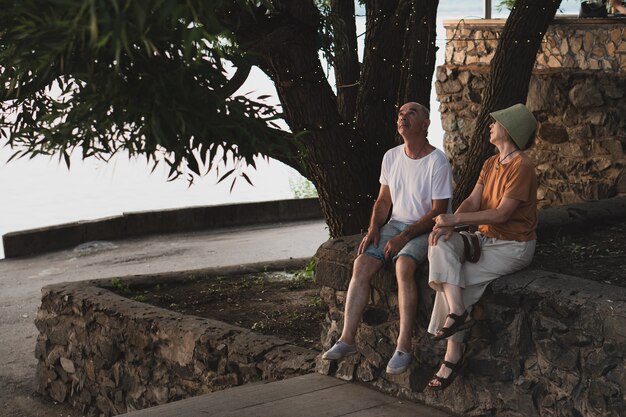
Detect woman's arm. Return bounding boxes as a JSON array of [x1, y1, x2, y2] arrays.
[[436, 196, 521, 228], [429, 183, 483, 245], [455, 182, 484, 214]]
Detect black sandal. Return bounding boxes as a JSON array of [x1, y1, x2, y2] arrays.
[[433, 310, 470, 341], [428, 357, 464, 391]]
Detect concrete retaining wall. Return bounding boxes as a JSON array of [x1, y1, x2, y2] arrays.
[[3, 198, 322, 258]]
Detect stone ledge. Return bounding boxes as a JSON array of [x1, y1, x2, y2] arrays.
[[314, 198, 626, 417], [34, 259, 317, 417]]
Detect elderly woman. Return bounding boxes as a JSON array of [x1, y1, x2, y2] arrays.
[[426, 103, 538, 390]]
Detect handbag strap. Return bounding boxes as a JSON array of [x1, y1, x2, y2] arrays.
[[459, 231, 481, 263]]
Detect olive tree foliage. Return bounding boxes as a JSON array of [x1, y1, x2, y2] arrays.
[[0, 0, 441, 237], [0, 0, 295, 182]]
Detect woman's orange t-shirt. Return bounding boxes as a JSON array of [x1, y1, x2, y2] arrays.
[[476, 153, 538, 241]]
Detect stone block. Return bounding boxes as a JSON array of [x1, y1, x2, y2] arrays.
[[452, 50, 465, 65], [538, 123, 569, 144], [335, 356, 358, 381], [591, 47, 606, 58], [570, 36, 583, 54], [527, 77, 560, 112], [610, 29, 621, 44], [60, 357, 76, 374], [548, 55, 561, 68], [50, 379, 68, 403], [569, 83, 604, 108], [440, 79, 463, 94]]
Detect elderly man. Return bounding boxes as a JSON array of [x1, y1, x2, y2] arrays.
[[322, 102, 453, 374]]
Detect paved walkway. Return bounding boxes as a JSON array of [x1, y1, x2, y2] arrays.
[[119, 374, 453, 417]]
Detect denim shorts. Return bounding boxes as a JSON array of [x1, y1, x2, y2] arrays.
[[364, 220, 429, 265]]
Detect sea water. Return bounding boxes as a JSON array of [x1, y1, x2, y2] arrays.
[[0, 1, 578, 258]]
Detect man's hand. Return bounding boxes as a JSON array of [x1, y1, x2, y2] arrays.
[[429, 226, 454, 246], [358, 229, 381, 255], [383, 235, 408, 261]]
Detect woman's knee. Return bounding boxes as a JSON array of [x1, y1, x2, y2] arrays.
[[428, 235, 462, 263]]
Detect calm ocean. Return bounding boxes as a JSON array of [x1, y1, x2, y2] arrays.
[[0, 1, 578, 258]]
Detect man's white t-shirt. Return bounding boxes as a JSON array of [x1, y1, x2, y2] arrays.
[[379, 145, 453, 225]]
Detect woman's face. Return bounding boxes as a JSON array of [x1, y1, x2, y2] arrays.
[[489, 121, 509, 145]]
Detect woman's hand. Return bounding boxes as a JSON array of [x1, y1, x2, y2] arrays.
[[358, 228, 380, 255], [434, 213, 458, 228], [429, 226, 454, 246]]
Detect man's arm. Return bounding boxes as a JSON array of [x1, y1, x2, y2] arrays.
[[357, 185, 392, 255]]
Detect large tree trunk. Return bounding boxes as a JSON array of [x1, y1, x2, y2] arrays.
[[452, 0, 561, 209], [227, 1, 439, 237]]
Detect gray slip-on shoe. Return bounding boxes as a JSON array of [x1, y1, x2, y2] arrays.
[[386, 350, 411, 374], [322, 341, 357, 360]]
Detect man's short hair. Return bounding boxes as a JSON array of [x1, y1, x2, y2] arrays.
[[402, 102, 429, 120], [414, 103, 430, 120]]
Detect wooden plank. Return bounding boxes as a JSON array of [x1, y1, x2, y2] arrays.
[[210, 383, 387, 417], [120, 374, 346, 417], [120, 374, 454, 417], [210, 381, 452, 417], [341, 402, 453, 417]]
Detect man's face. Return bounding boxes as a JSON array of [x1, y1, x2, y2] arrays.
[[397, 103, 428, 136]]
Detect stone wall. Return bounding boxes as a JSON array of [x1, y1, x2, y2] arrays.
[[35, 265, 316, 416], [437, 18, 626, 207], [315, 199, 626, 417]]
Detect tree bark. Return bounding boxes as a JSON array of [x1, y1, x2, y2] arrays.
[[452, 0, 561, 209], [225, 1, 440, 237], [396, 0, 439, 110], [331, 0, 359, 122]]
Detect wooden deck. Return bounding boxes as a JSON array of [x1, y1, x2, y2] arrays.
[[119, 373, 454, 417]]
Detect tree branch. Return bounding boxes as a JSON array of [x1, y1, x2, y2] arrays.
[[354, 0, 405, 153], [330, 0, 359, 122], [396, 0, 439, 109]]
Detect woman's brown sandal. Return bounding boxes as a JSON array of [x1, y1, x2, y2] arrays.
[[433, 310, 470, 341], [428, 358, 464, 391]]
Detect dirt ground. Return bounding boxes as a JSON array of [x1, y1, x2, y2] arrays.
[[120, 218, 626, 350], [121, 265, 326, 351], [532, 218, 626, 287]]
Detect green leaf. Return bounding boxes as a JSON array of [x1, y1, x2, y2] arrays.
[[217, 168, 236, 184]]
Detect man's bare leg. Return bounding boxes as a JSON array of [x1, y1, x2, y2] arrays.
[[338, 254, 383, 345], [395, 256, 418, 352]]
